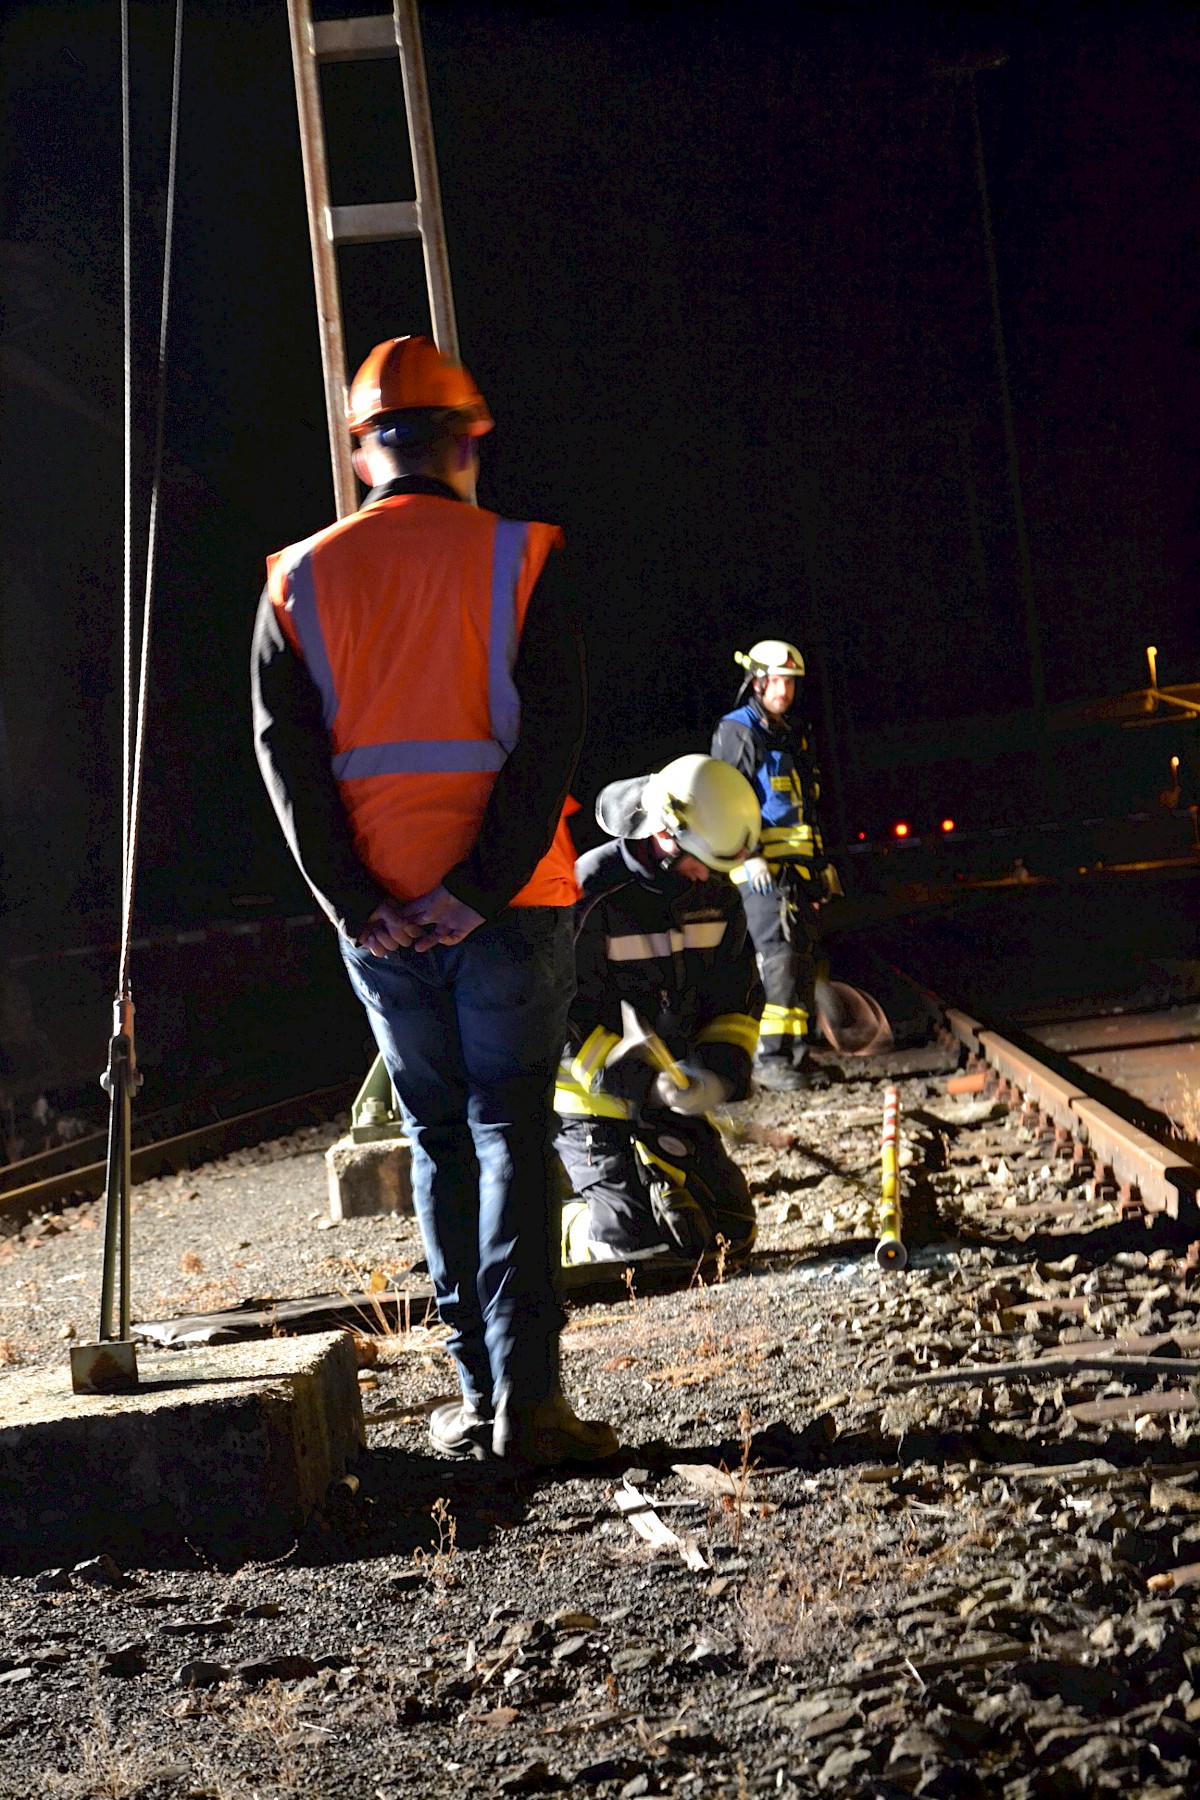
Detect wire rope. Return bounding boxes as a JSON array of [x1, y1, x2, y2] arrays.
[[94, 0, 186, 1355], [118, 0, 184, 1001], [120, 0, 132, 900]]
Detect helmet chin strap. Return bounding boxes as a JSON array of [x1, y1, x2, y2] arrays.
[[646, 830, 683, 873]]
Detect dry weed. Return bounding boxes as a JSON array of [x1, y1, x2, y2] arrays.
[[729, 1406, 755, 1549], [342, 1274, 451, 1363], [178, 1249, 203, 1275], [738, 1502, 994, 1668], [0, 1338, 21, 1366], [412, 1495, 459, 1585], [42, 1690, 176, 1798], [737, 1529, 896, 1668], [1171, 1084, 1200, 1144], [228, 1678, 328, 1791], [713, 1233, 729, 1285]]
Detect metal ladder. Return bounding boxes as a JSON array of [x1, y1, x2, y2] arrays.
[[286, 0, 461, 519]]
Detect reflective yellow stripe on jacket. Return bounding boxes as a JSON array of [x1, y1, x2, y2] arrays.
[[695, 1013, 760, 1057], [634, 1141, 687, 1186], [554, 1062, 630, 1120], [570, 1024, 621, 1092]]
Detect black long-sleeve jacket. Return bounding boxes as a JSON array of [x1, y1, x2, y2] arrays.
[[555, 838, 764, 1120], [251, 476, 587, 938]]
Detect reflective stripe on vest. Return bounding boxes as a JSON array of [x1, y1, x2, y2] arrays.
[[604, 920, 728, 962]]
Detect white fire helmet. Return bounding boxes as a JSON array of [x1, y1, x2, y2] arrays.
[[734, 639, 805, 680], [596, 754, 761, 873]]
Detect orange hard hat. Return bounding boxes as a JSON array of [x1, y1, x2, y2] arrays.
[[345, 335, 493, 438]]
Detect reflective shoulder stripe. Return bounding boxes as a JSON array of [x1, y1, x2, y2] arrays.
[[605, 920, 727, 962], [554, 1064, 630, 1120], [489, 519, 528, 755], [695, 1013, 761, 1054], [570, 1024, 621, 1091], [282, 544, 339, 731], [332, 740, 507, 779]]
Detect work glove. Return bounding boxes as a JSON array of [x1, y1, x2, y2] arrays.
[[597, 1045, 658, 1111], [743, 855, 774, 895], [652, 1063, 732, 1116]]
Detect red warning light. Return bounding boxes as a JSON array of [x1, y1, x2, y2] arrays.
[[857, 831, 866, 841], [941, 818, 955, 834], [893, 822, 910, 839]]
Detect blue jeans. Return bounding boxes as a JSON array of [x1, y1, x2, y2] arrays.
[[340, 907, 574, 1411]]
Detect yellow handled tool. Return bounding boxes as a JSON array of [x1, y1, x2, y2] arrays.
[[876, 1084, 906, 1270], [618, 1002, 689, 1088]]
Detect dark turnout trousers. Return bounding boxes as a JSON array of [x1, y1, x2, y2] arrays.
[[741, 877, 818, 1064], [556, 1112, 755, 1263]]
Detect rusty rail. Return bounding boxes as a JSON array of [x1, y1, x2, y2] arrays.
[[943, 1008, 1199, 1222], [0, 1081, 358, 1230]]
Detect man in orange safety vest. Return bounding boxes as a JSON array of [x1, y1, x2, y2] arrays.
[[252, 336, 617, 1466]]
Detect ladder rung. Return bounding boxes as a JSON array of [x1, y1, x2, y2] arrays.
[[312, 15, 396, 63], [328, 201, 420, 244]]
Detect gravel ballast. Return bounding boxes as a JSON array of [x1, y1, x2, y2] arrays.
[[3, 1049, 1200, 1797]]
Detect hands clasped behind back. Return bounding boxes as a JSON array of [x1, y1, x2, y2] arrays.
[[359, 886, 486, 956]]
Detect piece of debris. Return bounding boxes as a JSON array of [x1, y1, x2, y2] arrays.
[[614, 1481, 708, 1571]]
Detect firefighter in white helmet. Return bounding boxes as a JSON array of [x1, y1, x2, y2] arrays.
[[554, 755, 763, 1265], [711, 640, 841, 1091]]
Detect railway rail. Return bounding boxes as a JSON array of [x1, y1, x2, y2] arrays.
[[940, 1008, 1200, 1227], [0, 1078, 357, 1228]]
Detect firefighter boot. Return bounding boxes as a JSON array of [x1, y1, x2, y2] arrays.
[[429, 1399, 495, 1461], [754, 1051, 807, 1092], [790, 1047, 832, 1091]]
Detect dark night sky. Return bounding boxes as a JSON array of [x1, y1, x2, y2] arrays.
[[3, 0, 1200, 942]]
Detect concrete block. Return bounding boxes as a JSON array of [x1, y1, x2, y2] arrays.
[[326, 1132, 413, 1221], [0, 1331, 364, 1571]]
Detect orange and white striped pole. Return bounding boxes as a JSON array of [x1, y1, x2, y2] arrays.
[[876, 1084, 906, 1270]]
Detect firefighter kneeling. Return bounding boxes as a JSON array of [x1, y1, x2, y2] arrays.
[[555, 755, 764, 1266]]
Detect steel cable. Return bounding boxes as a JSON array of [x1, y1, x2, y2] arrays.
[[118, 0, 184, 1001], [120, 0, 132, 896], [93, 0, 185, 1354]]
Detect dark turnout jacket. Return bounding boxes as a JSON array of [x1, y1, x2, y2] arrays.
[[557, 839, 764, 1118]]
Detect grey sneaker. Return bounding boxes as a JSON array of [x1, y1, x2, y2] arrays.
[[429, 1399, 494, 1461], [492, 1385, 620, 1467]]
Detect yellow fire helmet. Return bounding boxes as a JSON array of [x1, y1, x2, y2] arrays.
[[734, 639, 805, 680]]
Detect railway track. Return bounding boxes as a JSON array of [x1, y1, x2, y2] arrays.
[[7, 982, 1200, 1253], [0, 1078, 357, 1228], [939, 1007, 1200, 1228]]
